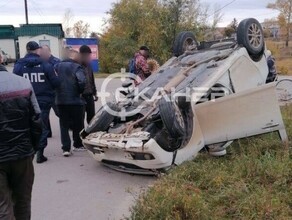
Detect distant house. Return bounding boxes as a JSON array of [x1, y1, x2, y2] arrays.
[[0, 25, 17, 59], [15, 24, 65, 58], [261, 20, 292, 40], [261, 21, 280, 39]]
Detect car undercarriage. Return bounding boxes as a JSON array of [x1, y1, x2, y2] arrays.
[[81, 18, 288, 175]]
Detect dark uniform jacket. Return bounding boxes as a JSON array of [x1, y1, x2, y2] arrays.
[[13, 53, 60, 103], [48, 55, 61, 67]]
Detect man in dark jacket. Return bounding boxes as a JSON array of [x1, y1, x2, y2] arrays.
[[79, 45, 97, 124], [13, 41, 60, 163], [55, 50, 86, 156], [41, 45, 61, 137], [0, 53, 41, 220]]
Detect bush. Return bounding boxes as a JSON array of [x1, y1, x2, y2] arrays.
[[278, 65, 289, 75], [266, 40, 280, 57], [130, 106, 292, 220]]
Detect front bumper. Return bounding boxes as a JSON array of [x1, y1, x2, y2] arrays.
[[82, 132, 174, 174]]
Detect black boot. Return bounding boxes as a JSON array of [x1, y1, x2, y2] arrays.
[[36, 149, 48, 164]]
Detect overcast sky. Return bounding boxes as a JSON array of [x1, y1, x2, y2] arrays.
[[0, 0, 279, 33]]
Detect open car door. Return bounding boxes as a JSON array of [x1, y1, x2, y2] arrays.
[[194, 83, 288, 145]]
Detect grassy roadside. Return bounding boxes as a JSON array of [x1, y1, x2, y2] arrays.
[[266, 40, 292, 75], [130, 105, 292, 220], [94, 73, 111, 78], [276, 58, 292, 76]]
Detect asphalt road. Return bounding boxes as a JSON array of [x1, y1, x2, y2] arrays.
[[6, 66, 154, 220], [31, 99, 154, 220]]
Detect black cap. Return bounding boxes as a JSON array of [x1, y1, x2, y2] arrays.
[[26, 41, 41, 51], [140, 46, 149, 51], [79, 45, 92, 54]]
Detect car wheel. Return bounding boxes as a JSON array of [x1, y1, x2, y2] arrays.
[[85, 103, 119, 134], [159, 95, 185, 138], [173, 31, 198, 57], [237, 18, 265, 60]]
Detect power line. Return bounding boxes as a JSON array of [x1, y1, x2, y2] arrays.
[[0, 0, 16, 10], [30, 0, 44, 17], [207, 0, 237, 18], [0, 0, 12, 8]]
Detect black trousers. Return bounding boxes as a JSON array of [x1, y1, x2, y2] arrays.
[[0, 156, 34, 220], [48, 103, 59, 137], [83, 94, 95, 124], [58, 105, 84, 151]]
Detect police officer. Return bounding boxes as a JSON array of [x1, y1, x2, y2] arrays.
[[13, 41, 60, 163]]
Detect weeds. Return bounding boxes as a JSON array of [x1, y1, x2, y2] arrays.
[[130, 106, 292, 220], [266, 40, 292, 75]]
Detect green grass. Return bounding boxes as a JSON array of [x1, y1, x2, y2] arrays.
[[130, 105, 292, 220], [94, 73, 111, 78]]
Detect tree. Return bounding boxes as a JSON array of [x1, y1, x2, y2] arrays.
[[90, 32, 100, 43], [230, 18, 238, 31], [267, 0, 292, 47], [90, 32, 99, 38], [224, 18, 238, 38], [63, 9, 74, 37], [224, 27, 235, 38], [73, 20, 90, 38], [161, 0, 201, 44], [99, 0, 209, 73], [263, 18, 279, 39]]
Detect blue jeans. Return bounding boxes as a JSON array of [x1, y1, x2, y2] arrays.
[[38, 101, 52, 150]]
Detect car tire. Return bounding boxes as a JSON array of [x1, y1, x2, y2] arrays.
[[159, 95, 185, 138], [237, 18, 265, 60], [85, 103, 119, 134], [173, 31, 198, 57]]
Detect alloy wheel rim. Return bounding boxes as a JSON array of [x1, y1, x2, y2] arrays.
[[183, 38, 196, 51], [247, 23, 262, 49]]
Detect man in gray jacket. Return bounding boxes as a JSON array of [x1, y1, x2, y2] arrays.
[[55, 50, 86, 156], [0, 53, 41, 220]]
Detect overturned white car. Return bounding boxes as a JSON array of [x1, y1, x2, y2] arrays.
[[81, 18, 288, 175]]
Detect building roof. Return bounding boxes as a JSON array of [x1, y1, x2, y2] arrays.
[[15, 24, 64, 38], [0, 25, 16, 39]]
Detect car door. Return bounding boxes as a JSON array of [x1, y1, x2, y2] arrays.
[[229, 55, 267, 93], [194, 82, 288, 145]]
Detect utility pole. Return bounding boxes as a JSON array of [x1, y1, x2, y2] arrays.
[[24, 0, 29, 24]]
